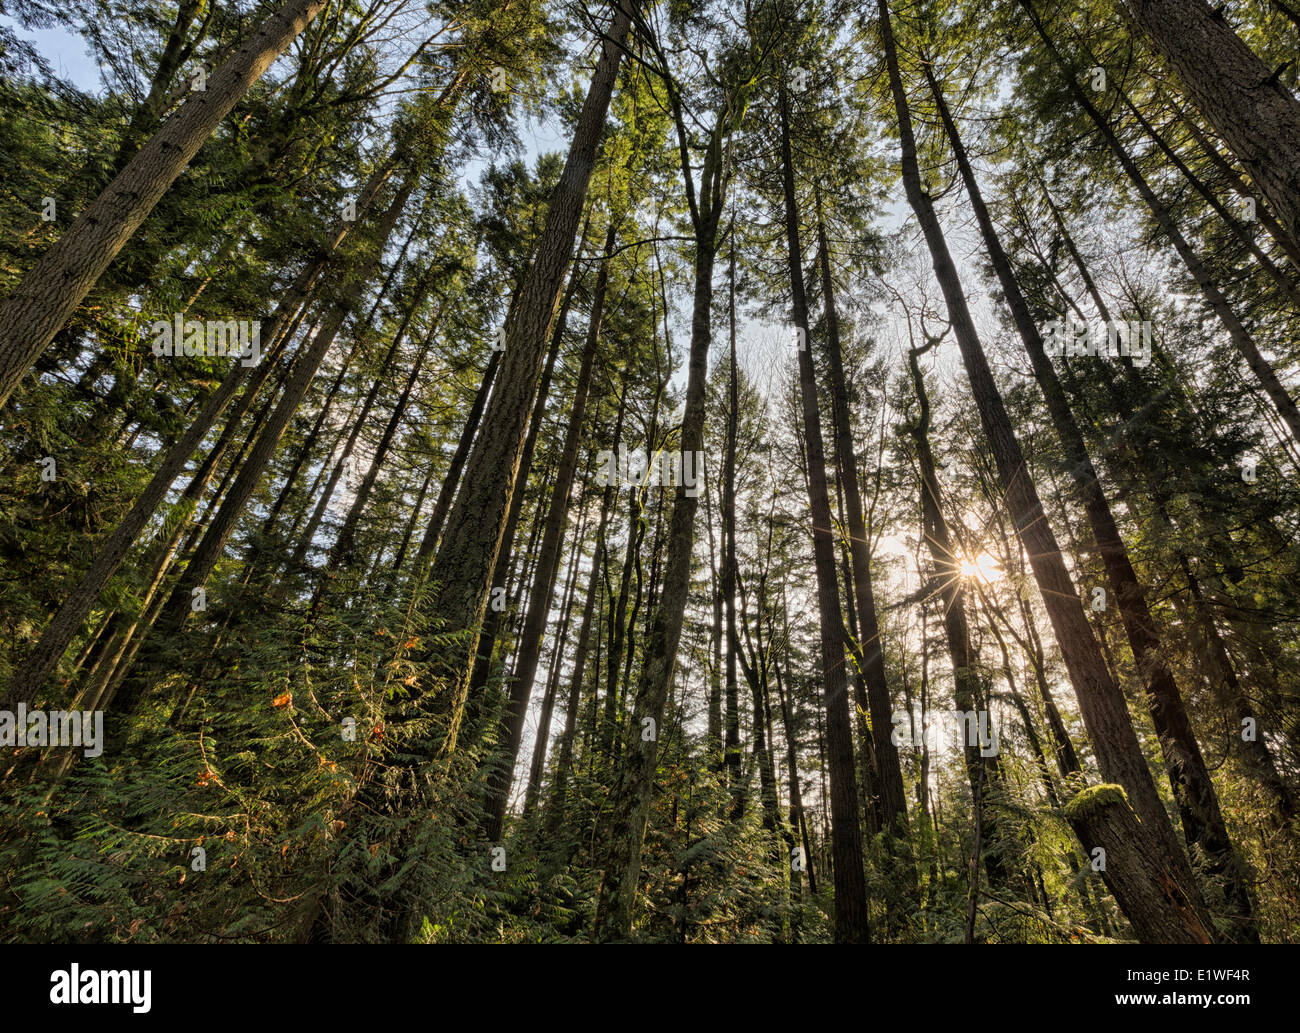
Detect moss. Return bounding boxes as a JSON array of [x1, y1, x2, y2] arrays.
[[1064, 783, 1130, 821]]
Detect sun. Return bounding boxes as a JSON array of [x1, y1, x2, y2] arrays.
[[958, 550, 1001, 583]]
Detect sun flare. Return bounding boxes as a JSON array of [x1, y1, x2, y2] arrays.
[[958, 550, 1001, 583]]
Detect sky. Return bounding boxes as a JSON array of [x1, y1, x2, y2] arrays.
[[3, 18, 100, 87]]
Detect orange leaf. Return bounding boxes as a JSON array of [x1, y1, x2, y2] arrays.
[[272, 692, 293, 709]]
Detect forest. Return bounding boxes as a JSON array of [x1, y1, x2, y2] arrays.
[[0, 0, 1298, 946]]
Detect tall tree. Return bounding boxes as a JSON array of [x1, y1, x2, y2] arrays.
[[418, 2, 632, 755], [922, 47, 1258, 941], [1117, 0, 1300, 245], [775, 76, 869, 943], [876, 0, 1210, 942], [0, 0, 331, 408]]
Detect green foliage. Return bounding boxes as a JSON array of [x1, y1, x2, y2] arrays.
[[2, 0, 1299, 946]]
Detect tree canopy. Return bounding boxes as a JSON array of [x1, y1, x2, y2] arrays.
[[1, 0, 1299, 946]]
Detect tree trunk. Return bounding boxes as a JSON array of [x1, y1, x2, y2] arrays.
[[775, 80, 869, 944], [704, 461, 724, 770], [814, 184, 908, 833], [256, 333, 365, 560], [1065, 784, 1213, 943], [773, 635, 817, 895], [317, 311, 439, 579], [1173, 98, 1300, 267], [289, 305, 418, 572], [115, 178, 415, 712], [2, 155, 393, 704], [481, 224, 616, 841], [522, 483, 591, 818], [0, 0, 330, 408], [593, 100, 733, 941], [903, 337, 1010, 892], [462, 265, 579, 746], [879, 0, 1209, 940], [544, 390, 626, 844], [1117, 0, 1300, 246], [1025, 0, 1300, 444], [722, 232, 745, 818], [414, 350, 502, 561], [107, 0, 207, 173], [256, 223, 420, 565], [420, 4, 631, 755], [1116, 82, 1300, 309], [925, 58, 1257, 941]]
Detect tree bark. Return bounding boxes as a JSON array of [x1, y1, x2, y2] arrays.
[[414, 350, 502, 561], [317, 309, 440, 579], [522, 483, 591, 818], [593, 94, 735, 940], [904, 337, 1010, 892], [115, 178, 415, 712], [544, 390, 626, 845], [462, 264, 580, 746], [419, 3, 631, 755], [2, 158, 394, 703], [814, 184, 908, 833], [289, 304, 417, 572], [722, 230, 745, 817], [775, 80, 869, 944], [481, 224, 616, 841], [925, 58, 1257, 941], [1025, 0, 1300, 444], [1065, 784, 1213, 943], [0, 0, 330, 408], [1117, 0, 1300, 247]]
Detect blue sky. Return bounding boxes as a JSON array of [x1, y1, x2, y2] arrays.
[[4, 18, 101, 88]]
